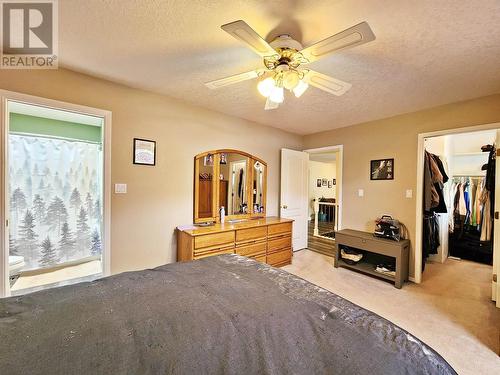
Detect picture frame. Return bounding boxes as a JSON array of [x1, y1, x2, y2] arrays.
[[316, 179, 322, 187], [328, 181, 332, 188], [370, 158, 394, 180], [322, 178, 328, 186], [133, 138, 156, 166], [332, 179, 336, 186], [203, 153, 214, 167]]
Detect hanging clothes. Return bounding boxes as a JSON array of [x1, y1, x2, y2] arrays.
[[422, 150, 449, 271], [422, 213, 440, 271]]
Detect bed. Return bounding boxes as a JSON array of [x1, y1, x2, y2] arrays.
[[0, 254, 456, 375]]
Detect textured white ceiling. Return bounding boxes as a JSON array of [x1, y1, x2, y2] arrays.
[[59, 0, 500, 135]]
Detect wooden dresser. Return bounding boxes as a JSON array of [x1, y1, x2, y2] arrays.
[[177, 217, 293, 267]]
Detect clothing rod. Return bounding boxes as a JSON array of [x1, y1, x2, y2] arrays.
[[452, 175, 485, 177]]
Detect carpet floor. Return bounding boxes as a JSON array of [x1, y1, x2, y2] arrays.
[[283, 250, 500, 375]]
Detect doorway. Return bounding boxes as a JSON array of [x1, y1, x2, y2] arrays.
[[305, 146, 342, 256], [415, 124, 500, 307], [280, 146, 343, 254], [0, 91, 111, 297]]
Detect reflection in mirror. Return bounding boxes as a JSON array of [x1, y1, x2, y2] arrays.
[[253, 161, 265, 213], [197, 155, 214, 219], [219, 153, 248, 215]]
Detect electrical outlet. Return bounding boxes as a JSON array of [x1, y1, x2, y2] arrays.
[[358, 189, 364, 197], [406, 189, 413, 198]]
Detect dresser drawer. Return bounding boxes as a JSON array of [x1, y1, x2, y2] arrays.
[[193, 247, 235, 260], [267, 248, 291, 266], [252, 255, 266, 263], [268, 235, 292, 253], [194, 231, 234, 250], [268, 222, 292, 237], [236, 226, 267, 244], [236, 241, 266, 257]]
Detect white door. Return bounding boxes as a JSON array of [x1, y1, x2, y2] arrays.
[[280, 149, 308, 251], [493, 131, 500, 307]]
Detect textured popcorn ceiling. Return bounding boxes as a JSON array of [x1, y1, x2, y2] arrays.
[[60, 0, 500, 135]]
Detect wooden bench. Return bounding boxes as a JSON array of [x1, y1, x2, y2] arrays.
[[334, 229, 410, 289]]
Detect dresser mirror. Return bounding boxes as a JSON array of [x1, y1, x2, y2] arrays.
[[194, 149, 267, 223], [195, 153, 217, 222], [252, 161, 265, 214]]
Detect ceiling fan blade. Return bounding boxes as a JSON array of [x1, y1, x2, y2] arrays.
[[303, 70, 352, 96], [221, 20, 279, 59], [300, 22, 375, 63], [264, 97, 280, 110], [205, 69, 266, 89]]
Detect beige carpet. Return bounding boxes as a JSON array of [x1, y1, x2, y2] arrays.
[[283, 250, 500, 375]]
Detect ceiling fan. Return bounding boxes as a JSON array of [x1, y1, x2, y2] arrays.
[[205, 20, 376, 110]]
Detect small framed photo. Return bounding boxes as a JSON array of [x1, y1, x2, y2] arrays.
[[371, 158, 394, 180], [332, 179, 336, 186], [133, 138, 156, 166], [316, 179, 322, 187], [204, 153, 214, 167], [328, 181, 332, 188], [322, 178, 328, 186]]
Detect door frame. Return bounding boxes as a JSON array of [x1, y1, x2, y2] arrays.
[[415, 122, 500, 290], [303, 145, 344, 231], [0, 90, 112, 298]]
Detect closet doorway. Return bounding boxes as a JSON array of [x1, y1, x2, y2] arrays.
[[415, 124, 500, 307]]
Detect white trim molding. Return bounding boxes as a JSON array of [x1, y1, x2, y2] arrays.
[[0, 90, 112, 297]]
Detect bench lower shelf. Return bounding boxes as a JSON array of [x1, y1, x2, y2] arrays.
[[336, 259, 395, 283]]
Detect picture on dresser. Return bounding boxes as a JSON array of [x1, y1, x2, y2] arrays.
[[370, 158, 394, 180], [204, 153, 214, 167]]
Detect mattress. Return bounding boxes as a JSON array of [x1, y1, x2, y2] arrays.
[[0, 254, 456, 375]]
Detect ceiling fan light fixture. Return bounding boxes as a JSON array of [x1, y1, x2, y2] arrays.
[[283, 71, 300, 90], [257, 77, 275, 97], [269, 86, 284, 103], [293, 80, 309, 98]]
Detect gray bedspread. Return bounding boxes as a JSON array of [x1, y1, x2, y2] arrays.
[[0, 254, 456, 375]]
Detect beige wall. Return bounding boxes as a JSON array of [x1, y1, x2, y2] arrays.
[[308, 161, 336, 216], [0, 68, 303, 274], [304, 94, 500, 278]]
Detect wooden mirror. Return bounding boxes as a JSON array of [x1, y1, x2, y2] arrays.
[[194, 149, 267, 223]]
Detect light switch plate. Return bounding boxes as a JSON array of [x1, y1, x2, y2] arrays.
[[115, 183, 127, 194], [406, 189, 413, 198], [358, 189, 364, 197]]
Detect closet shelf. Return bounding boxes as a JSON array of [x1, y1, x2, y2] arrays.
[[451, 152, 488, 156]]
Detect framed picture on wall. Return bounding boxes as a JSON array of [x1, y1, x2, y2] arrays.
[[370, 158, 394, 180], [332, 179, 336, 185], [316, 179, 322, 187], [133, 138, 156, 166], [328, 181, 332, 188], [322, 178, 328, 186]]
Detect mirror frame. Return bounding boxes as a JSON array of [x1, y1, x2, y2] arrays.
[[194, 149, 267, 223]]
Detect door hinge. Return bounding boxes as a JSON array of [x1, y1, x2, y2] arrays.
[[497, 149, 500, 157], [493, 274, 497, 283], [5, 219, 8, 227], [495, 212, 499, 220]]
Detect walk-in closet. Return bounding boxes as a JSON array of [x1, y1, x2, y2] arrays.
[[422, 130, 496, 271]]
